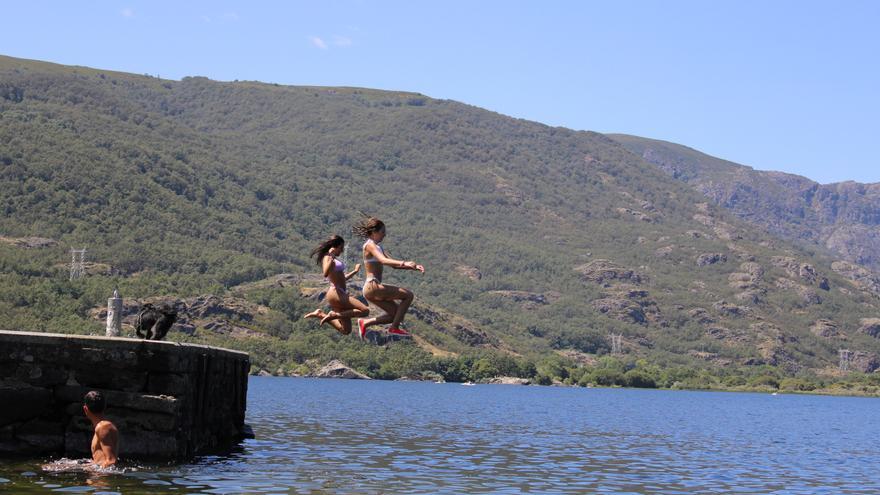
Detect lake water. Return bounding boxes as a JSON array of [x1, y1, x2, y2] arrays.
[[1, 377, 879, 494]]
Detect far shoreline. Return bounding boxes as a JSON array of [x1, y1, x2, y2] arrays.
[[248, 374, 880, 399]]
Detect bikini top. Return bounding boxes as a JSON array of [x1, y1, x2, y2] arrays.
[[325, 257, 345, 279], [363, 239, 385, 264], [331, 258, 345, 272]]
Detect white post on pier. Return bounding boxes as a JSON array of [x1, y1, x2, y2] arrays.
[[106, 288, 122, 337]]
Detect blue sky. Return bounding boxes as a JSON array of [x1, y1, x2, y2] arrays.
[[3, 1, 878, 183]]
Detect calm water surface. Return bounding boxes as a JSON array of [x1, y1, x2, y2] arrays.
[[1, 377, 879, 494]]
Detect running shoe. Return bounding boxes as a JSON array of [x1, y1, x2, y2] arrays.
[[357, 319, 367, 340], [387, 327, 411, 337]]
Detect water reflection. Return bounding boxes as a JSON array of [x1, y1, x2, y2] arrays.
[[1, 378, 879, 494]]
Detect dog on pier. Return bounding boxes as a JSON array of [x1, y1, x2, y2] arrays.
[[135, 303, 178, 341]]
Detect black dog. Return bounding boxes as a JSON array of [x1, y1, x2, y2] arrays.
[[135, 303, 178, 341]]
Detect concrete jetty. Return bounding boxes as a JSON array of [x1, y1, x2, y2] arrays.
[[0, 330, 249, 460]]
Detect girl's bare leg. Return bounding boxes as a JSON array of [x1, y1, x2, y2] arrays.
[[389, 289, 414, 329], [320, 307, 369, 325], [366, 283, 414, 330], [321, 291, 370, 334], [326, 317, 347, 335], [361, 298, 397, 329], [302, 308, 346, 333], [303, 308, 324, 319], [337, 318, 353, 335]]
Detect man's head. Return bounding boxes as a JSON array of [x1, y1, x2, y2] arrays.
[[83, 390, 106, 417]]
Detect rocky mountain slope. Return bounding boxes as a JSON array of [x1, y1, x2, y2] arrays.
[[2, 55, 879, 381], [609, 134, 880, 273]]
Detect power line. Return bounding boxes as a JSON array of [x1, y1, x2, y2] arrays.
[[839, 349, 852, 372], [610, 333, 623, 355], [69, 248, 86, 281]]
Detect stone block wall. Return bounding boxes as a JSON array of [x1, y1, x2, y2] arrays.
[[0, 330, 249, 460]]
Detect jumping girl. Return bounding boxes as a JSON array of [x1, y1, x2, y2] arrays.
[[352, 217, 424, 339], [303, 235, 369, 335]]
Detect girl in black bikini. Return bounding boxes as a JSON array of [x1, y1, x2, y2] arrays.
[[303, 235, 369, 335]]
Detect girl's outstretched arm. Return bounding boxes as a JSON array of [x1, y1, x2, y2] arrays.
[[365, 243, 406, 268], [345, 263, 361, 280], [398, 260, 425, 273], [365, 244, 424, 272]]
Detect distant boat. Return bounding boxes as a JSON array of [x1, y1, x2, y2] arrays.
[[771, 392, 778, 396], [462, 382, 475, 386]]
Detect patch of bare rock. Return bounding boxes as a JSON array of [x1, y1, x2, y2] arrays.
[[754, 324, 801, 372], [231, 273, 301, 293], [654, 245, 676, 258], [592, 298, 647, 325], [454, 264, 482, 281], [409, 304, 498, 348], [616, 207, 653, 222], [554, 349, 598, 366], [726, 244, 757, 262], [492, 175, 526, 206], [832, 261, 880, 295], [774, 278, 823, 305], [309, 360, 371, 379], [479, 377, 531, 385], [727, 261, 767, 304], [705, 325, 749, 344], [766, 256, 829, 304], [771, 257, 829, 289], [696, 253, 727, 266], [712, 300, 749, 318], [734, 289, 766, 305], [575, 259, 647, 286], [847, 352, 880, 373], [713, 224, 739, 241], [0, 235, 58, 249], [796, 285, 822, 305], [591, 284, 663, 326], [688, 308, 715, 325], [858, 318, 880, 338], [810, 319, 843, 339], [687, 350, 732, 366]]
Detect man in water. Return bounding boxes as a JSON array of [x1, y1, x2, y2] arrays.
[[83, 390, 119, 468]]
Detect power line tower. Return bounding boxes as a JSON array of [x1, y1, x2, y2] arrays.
[[839, 349, 852, 372], [610, 333, 623, 355], [70, 248, 86, 281]]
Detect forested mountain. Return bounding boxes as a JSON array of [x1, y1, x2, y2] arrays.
[[2, 55, 878, 391]]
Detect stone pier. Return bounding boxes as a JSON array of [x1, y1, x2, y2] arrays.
[[0, 330, 249, 460]]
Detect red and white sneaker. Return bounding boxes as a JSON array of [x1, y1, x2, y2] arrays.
[[387, 327, 411, 337], [357, 319, 368, 340]]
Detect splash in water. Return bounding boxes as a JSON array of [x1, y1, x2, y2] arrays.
[[41, 458, 130, 474]]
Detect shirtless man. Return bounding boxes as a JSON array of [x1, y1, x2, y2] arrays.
[[83, 390, 119, 468]]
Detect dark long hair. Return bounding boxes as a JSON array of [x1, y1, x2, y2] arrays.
[[310, 235, 345, 265], [352, 216, 385, 240]]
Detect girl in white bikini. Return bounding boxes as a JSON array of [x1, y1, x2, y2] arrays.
[[352, 217, 424, 339], [303, 235, 369, 336]]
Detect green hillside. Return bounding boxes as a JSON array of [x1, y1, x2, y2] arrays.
[[2, 55, 879, 392]]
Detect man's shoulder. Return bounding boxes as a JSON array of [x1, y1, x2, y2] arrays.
[[95, 420, 118, 435]]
